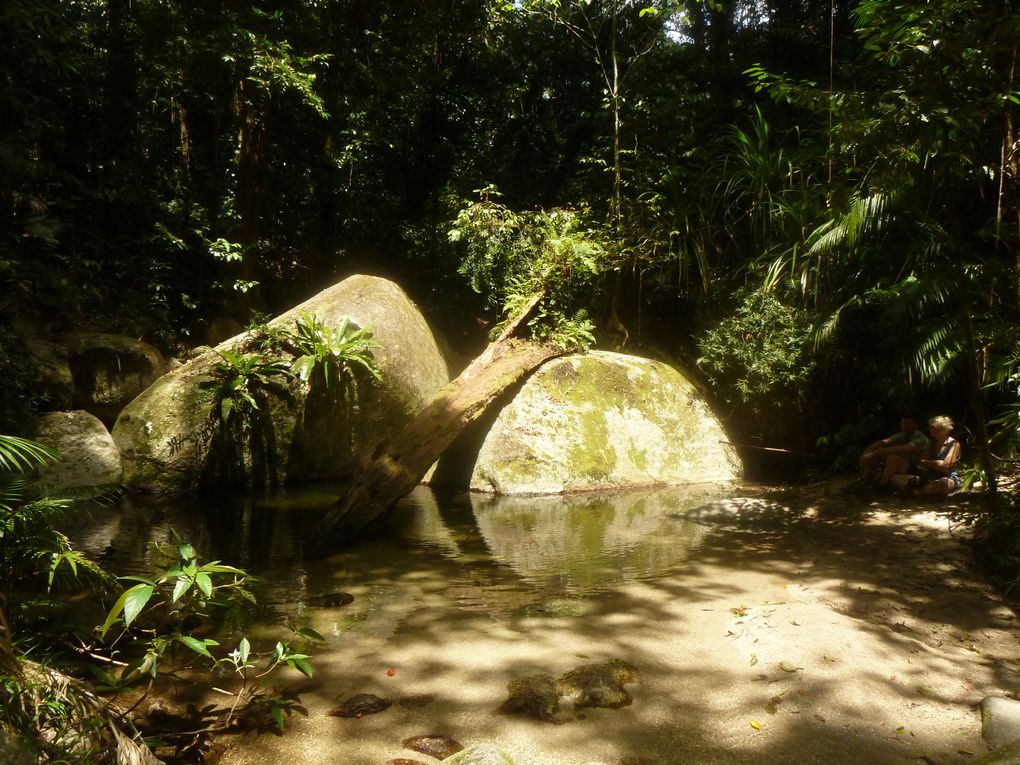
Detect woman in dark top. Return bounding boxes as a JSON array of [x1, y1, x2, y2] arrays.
[[916, 415, 962, 497]]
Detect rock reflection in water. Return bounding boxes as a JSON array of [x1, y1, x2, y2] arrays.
[[470, 483, 729, 594]]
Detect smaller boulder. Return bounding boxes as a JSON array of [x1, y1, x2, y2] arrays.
[[31, 411, 122, 498]]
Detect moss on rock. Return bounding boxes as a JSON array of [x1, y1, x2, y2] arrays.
[[470, 351, 740, 494]]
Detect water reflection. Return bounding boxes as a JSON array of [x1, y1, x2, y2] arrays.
[[470, 483, 728, 594], [67, 481, 736, 630]]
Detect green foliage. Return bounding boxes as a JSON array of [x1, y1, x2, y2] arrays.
[[207, 349, 291, 430], [1, 660, 111, 765], [285, 314, 381, 396], [449, 192, 608, 349], [696, 289, 813, 431], [95, 530, 319, 731], [0, 436, 109, 599]]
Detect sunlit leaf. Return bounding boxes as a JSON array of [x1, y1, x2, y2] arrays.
[[123, 583, 154, 627], [172, 576, 191, 602], [297, 627, 326, 642], [179, 635, 218, 659], [196, 572, 213, 598]]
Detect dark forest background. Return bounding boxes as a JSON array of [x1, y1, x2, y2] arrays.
[[3, 0, 1019, 482]]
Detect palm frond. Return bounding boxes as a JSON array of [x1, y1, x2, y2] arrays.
[[0, 436, 57, 473]]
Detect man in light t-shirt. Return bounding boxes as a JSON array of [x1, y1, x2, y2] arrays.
[[858, 414, 930, 488]]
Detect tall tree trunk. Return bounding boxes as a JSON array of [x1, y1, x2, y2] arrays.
[[315, 293, 564, 544]]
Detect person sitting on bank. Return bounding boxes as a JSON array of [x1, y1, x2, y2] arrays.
[[858, 414, 930, 488], [890, 415, 962, 498]]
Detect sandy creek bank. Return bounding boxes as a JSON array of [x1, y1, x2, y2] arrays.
[[202, 487, 1020, 765]]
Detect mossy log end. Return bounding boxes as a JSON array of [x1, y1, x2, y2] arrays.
[[315, 295, 564, 544]]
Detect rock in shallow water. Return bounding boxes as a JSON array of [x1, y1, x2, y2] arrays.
[[469, 351, 740, 494], [401, 734, 463, 759], [442, 744, 516, 765], [499, 660, 640, 722], [328, 693, 391, 718], [307, 591, 354, 608]]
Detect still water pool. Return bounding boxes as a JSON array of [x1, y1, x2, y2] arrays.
[[73, 482, 732, 627]]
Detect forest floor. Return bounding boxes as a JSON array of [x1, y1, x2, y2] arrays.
[[206, 484, 1020, 765]]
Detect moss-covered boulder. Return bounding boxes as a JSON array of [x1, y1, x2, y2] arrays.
[[112, 275, 448, 493], [469, 351, 740, 494]]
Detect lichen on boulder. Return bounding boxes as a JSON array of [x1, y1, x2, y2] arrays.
[[469, 351, 741, 494], [112, 275, 448, 494]]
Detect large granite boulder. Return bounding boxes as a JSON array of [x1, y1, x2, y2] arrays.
[[469, 351, 740, 494], [31, 410, 123, 498], [112, 275, 449, 493], [67, 332, 168, 426]]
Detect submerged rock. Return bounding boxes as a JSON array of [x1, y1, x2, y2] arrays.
[[470, 351, 740, 494], [112, 275, 449, 493], [499, 673, 562, 722], [401, 734, 463, 759], [558, 659, 639, 709], [500, 660, 639, 723], [307, 592, 354, 608], [442, 744, 516, 765], [396, 693, 437, 709], [328, 693, 392, 718]]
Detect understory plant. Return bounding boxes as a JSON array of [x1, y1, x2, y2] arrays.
[[696, 288, 814, 442], [95, 529, 321, 734], [449, 190, 607, 350], [0, 436, 133, 764], [201, 315, 382, 486]]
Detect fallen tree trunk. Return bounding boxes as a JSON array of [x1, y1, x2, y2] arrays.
[[315, 294, 564, 543]]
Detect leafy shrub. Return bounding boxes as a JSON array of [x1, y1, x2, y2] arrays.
[[449, 191, 608, 350], [96, 530, 320, 733], [696, 289, 813, 438]]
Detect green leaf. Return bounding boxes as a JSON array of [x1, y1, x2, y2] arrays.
[[270, 701, 285, 732], [238, 637, 250, 664], [297, 627, 326, 642], [287, 657, 313, 678], [172, 576, 191, 603], [202, 562, 248, 575], [195, 572, 213, 598], [123, 584, 155, 627], [179, 635, 219, 659]]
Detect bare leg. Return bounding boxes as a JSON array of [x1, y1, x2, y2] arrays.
[[879, 454, 909, 486]]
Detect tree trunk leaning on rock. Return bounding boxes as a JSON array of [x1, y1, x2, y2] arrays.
[[315, 292, 564, 544]]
